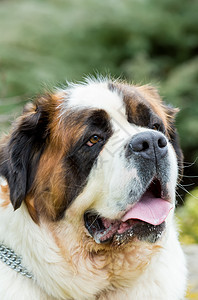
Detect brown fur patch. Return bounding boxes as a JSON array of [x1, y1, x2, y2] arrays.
[[0, 184, 10, 208], [114, 82, 177, 137], [136, 85, 168, 126], [25, 93, 111, 222], [22, 92, 89, 221]]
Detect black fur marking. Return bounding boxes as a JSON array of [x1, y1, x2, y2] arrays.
[[0, 106, 49, 209], [64, 109, 113, 208], [133, 103, 151, 127], [126, 102, 166, 134]]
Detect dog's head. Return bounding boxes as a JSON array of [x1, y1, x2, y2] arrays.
[[0, 78, 183, 248]]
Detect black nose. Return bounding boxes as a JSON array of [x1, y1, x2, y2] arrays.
[[128, 131, 168, 161]]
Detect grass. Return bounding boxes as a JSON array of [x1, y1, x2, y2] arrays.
[[177, 188, 198, 245]]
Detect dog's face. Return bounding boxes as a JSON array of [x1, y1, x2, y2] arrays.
[[0, 78, 183, 249]]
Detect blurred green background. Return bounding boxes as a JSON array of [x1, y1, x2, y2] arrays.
[[0, 0, 198, 245]]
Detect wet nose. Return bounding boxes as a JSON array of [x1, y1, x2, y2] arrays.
[[128, 131, 168, 160]]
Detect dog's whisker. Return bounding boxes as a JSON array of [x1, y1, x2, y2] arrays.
[[179, 183, 195, 187], [178, 183, 198, 200], [182, 157, 198, 168], [181, 174, 198, 178], [175, 190, 184, 204]]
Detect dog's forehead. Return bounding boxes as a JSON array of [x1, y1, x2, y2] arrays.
[[57, 79, 166, 134], [65, 81, 125, 115]]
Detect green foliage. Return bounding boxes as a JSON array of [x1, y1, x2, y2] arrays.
[[162, 58, 198, 163], [0, 0, 197, 92], [0, 0, 198, 172], [177, 188, 198, 244]]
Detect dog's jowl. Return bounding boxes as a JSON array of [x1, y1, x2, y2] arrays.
[[0, 77, 187, 300]]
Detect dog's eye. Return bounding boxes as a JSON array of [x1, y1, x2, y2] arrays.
[[86, 135, 102, 147], [152, 123, 161, 131]]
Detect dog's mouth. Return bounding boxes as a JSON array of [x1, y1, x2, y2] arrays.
[[84, 179, 173, 245]]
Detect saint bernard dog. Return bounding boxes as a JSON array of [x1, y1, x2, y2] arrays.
[[0, 77, 187, 299]]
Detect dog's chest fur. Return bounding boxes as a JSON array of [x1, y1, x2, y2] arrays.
[[0, 186, 186, 300]]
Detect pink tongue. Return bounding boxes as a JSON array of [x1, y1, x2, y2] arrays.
[[121, 193, 173, 225]]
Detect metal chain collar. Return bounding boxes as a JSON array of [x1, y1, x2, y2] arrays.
[[0, 244, 33, 279]]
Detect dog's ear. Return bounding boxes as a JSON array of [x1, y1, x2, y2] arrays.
[[165, 106, 183, 179], [0, 96, 50, 210]]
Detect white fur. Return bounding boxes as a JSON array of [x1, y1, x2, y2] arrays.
[[0, 196, 187, 299]]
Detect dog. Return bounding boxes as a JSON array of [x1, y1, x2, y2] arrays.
[[0, 77, 187, 299]]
